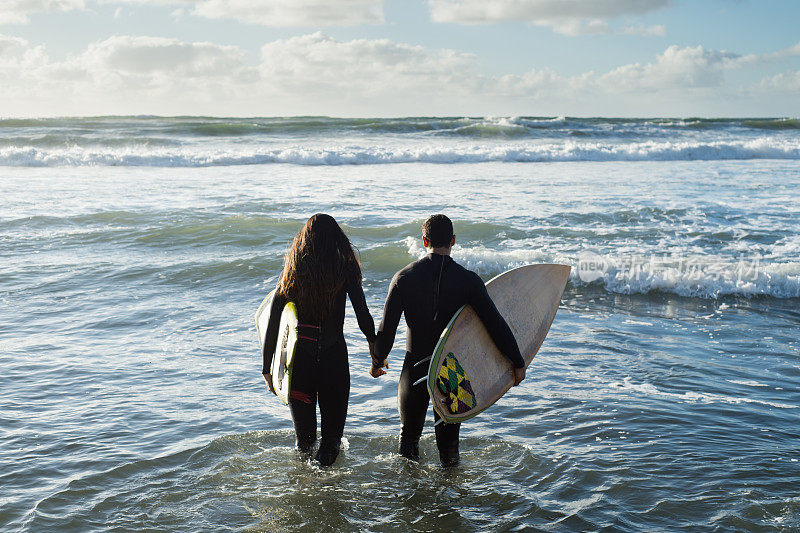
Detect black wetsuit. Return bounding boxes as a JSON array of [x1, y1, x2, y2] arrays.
[[262, 269, 375, 466], [374, 253, 524, 466]]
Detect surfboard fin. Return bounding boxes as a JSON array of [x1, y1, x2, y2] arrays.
[[412, 376, 427, 387], [413, 355, 432, 367]]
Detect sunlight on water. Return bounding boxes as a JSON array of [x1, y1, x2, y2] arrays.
[[1, 120, 799, 531]]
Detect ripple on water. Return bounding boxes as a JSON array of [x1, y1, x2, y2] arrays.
[[24, 431, 580, 531], [22, 430, 800, 532]]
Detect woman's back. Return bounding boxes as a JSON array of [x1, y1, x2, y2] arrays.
[[269, 263, 374, 351]]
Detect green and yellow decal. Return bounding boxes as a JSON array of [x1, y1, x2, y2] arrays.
[[436, 353, 476, 415]]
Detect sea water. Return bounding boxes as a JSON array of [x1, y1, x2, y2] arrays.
[[1, 117, 799, 531]]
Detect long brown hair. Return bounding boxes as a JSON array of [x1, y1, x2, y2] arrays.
[[277, 213, 361, 322]]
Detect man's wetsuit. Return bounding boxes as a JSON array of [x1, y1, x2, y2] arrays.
[[374, 253, 524, 465], [262, 268, 375, 466]]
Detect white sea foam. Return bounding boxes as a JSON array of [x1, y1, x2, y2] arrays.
[[404, 238, 800, 299], [2, 137, 799, 166], [609, 377, 794, 409], [727, 379, 770, 388], [578, 256, 800, 299], [404, 236, 552, 274]]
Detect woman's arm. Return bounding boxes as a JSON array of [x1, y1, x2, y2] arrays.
[[347, 272, 376, 344], [374, 271, 403, 366]]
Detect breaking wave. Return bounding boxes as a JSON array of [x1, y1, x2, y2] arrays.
[[404, 238, 800, 300], [2, 137, 799, 166]]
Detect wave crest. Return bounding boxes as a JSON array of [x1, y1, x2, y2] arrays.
[[403, 238, 800, 300], [2, 138, 798, 167]]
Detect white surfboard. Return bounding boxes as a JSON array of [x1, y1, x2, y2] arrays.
[[255, 290, 299, 405], [427, 264, 570, 423]]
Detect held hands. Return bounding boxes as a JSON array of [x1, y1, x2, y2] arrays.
[[370, 358, 388, 378], [368, 340, 388, 378], [512, 366, 526, 386], [368, 340, 384, 377], [263, 372, 277, 395]]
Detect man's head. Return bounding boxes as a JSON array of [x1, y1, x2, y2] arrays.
[[422, 214, 455, 252]]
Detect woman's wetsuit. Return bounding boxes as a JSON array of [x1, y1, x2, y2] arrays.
[[374, 253, 523, 466], [262, 269, 375, 466]]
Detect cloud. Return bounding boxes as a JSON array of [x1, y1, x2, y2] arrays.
[[543, 20, 666, 37], [598, 45, 742, 91], [496, 67, 567, 96], [551, 19, 609, 36], [762, 42, 800, 61], [0, 34, 29, 53], [619, 24, 665, 36], [259, 32, 476, 95], [429, 0, 670, 22], [190, 0, 384, 26], [82, 35, 244, 76], [2, 0, 385, 26], [2, 0, 677, 30], [99, 0, 384, 26], [0, 34, 255, 114], [759, 70, 800, 92], [429, 0, 670, 35], [0, 0, 84, 24], [0, 32, 482, 113], [492, 44, 746, 98], [0, 33, 798, 116]]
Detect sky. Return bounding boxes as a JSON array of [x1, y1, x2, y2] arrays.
[[1, 0, 799, 117]]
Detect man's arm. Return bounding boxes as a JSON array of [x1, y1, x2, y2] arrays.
[[468, 272, 525, 369], [373, 272, 404, 369]]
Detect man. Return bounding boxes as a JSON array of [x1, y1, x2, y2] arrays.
[[370, 214, 526, 467]]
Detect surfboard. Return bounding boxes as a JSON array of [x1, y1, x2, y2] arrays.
[[255, 290, 299, 405], [426, 264, 570, 424]]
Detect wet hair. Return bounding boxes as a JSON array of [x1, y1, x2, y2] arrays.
[[422, 214, 454, 248], [277, 213, 361, 322]]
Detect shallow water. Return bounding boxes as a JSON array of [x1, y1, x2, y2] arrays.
[[1, 118, 799, 531]]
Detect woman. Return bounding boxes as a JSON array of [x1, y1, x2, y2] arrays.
[[262, 213, 376, 466]]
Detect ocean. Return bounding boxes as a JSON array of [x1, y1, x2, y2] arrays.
[[1, 116, 798, 531]]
